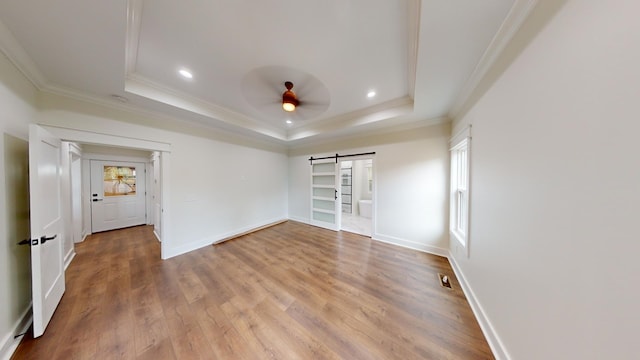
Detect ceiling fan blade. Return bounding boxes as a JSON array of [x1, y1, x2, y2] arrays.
[[257, 73, 285, 98], [299, 99, 328, 108], [292, 74, 315, 96], [253, 99, 281, 107]]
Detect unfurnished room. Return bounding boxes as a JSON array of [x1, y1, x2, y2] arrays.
[[1, 1, 639, 359]]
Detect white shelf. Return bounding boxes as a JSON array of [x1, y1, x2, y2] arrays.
[[312, 208, 335, 215], [312, 196, 334, 201], [312, 185, 335, 189], [312, 172, 335, 176]]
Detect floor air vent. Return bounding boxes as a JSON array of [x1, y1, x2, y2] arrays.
[[438, 273, 452, 289]]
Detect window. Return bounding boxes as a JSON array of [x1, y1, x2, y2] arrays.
[[450, 127, 470, 248], [103, 166, 137, 196]]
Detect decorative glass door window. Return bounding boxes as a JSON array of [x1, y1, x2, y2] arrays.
[[103, 166, 137, 196]]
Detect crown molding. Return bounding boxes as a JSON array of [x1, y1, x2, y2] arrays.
[[407, 0, 421, 99], [39, 83, 289, 151], [406, 0, 420, 99], [448, 0, 538, 119], [287, 116, 449, 153], [125, 0, 144, 76], [125, 73, 287, 140], [0, 18, 48, 89], [287, 96, 414, 141]]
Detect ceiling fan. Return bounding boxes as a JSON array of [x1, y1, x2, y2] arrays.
[[241, 66, 330, 122]]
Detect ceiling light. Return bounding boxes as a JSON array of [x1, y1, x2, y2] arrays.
[[282, 81, 299, 112], [367, 91, 376, 98], [179, 69, 193, 79], [286, 120, 293, 124]]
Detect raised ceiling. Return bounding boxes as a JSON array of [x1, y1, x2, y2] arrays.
[[0, 0, 535, 147]]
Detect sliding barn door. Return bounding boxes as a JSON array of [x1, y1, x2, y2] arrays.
[[310, 160, 340, 231]]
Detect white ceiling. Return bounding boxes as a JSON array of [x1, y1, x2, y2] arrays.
[[0, 0, 534, 147]]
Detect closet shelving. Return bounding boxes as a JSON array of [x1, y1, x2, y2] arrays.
[[340, 167, 352, 214]]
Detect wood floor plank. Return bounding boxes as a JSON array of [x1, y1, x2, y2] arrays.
[[192, 296, 255, 360], [12, 222, 493, 359]]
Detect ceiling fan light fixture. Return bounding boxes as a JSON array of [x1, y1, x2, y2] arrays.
[[282, 99, 296, 112], [282, 81, 299, 112]]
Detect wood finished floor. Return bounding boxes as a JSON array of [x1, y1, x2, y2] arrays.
[[12, 221, 493, 359]]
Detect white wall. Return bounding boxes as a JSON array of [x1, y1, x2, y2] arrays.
[[37, 93, 289, 258], [289, 123, 450, 255], [450, 1, 640, 359], [0, 51, 37, 357]]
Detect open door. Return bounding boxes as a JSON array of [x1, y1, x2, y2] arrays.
[[28, 124, 65, 337], [310, 159, 340, 231]]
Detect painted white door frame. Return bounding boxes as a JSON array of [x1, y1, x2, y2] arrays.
[[150, 152, 162, 241], [39, 125, 172, 259], [69, 143, 83, 244]]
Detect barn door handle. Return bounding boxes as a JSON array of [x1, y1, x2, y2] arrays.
[[40, 234, 57, 244], [335, 189, 338, 200], [92, 199, 103, 202]]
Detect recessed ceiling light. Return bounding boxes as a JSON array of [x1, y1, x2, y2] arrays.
[[286, 120, 293, 125], [367, 91, 376, 98], [179, 69, 193, 79]]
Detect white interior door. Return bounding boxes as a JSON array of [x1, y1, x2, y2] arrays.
[[90, 160, 146, 232], [310, 160, 340, 231], [28, 124, 65, 338]]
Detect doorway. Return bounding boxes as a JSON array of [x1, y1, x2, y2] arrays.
[[90, 160, 147, 233], [340, 159, 373, 236]]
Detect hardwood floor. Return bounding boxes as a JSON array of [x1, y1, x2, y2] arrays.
[[12, 221, 493, 359]]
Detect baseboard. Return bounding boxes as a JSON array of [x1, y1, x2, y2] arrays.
[[164, 218, 288, 259], [153, 229, 161, 242], [64, 248, 76, 270], [372, 233, 449, 258], [0, 305, 32, 360], [164, 233, 219, 259], [448, 253, 510, 360], [287, 216, 309, 224], [213, 219, 287, 244]]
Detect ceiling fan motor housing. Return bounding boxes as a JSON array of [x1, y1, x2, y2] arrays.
[[282, 81, 299, 111]]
